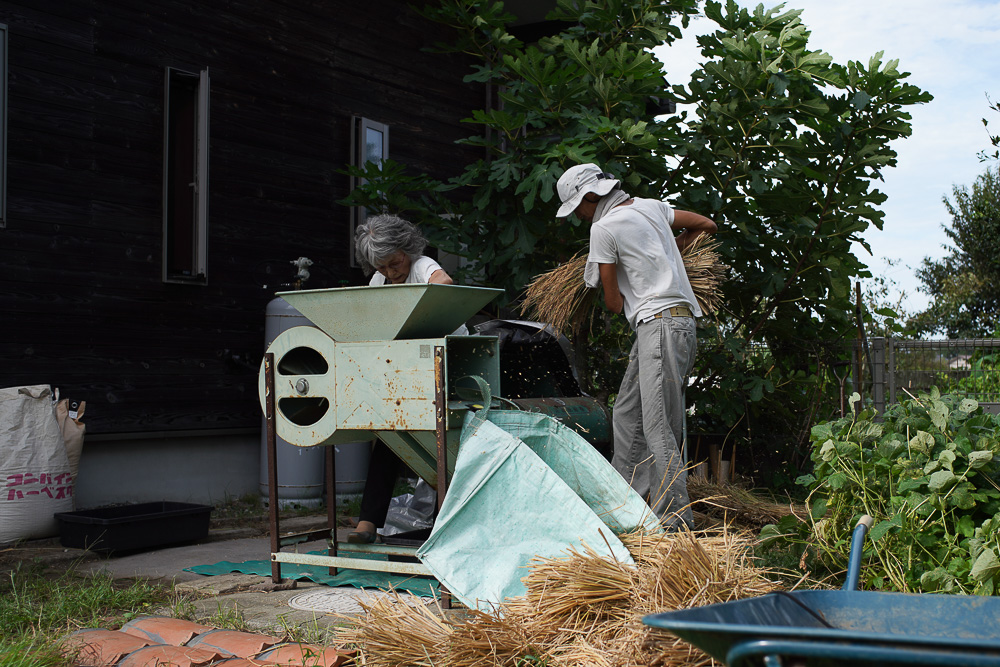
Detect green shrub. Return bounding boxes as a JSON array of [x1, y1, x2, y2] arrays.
[[760, 388, 1000, 593]]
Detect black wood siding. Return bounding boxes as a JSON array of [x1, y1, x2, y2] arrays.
[[0, 0, 482, 434]]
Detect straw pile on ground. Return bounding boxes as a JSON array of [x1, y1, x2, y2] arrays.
[[520, 234, 728, 336], [687, 476, 799, 531], [334, 527, 778, 666]]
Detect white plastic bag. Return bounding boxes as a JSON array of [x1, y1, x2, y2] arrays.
[[0, 385, 74, 543], [380, 478, 436, 537]]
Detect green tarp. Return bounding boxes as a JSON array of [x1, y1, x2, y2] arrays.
[[417, 378, 658, 612], [184, 551, 438, 597]]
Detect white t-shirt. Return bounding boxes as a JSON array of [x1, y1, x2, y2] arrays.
[[368, 255, 442, 286], [587, 198, 701, 329], [368, 255, 469, 335]]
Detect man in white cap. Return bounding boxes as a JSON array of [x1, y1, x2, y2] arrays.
[[556, 163, 717, 528]]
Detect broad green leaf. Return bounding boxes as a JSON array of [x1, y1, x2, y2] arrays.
[[811, 423, 833, 442], [759, 523, 785, 546], [971, 549, 1000, 583], [909, 431, 935, 456], [937, 449, 956, 471], [950, 483, 975, 510], [855, 421, 884, 444], [876, 438, 903, 459], [827, 472, 848, 489], [897, 478, 925, 493], [869, 518, 895, 542], [960, 398, 980, 414], [970, 450, 994, 469], [810, 497, 828, 520], [796, 473, 817, 487], [928, 470, 958, 493], [819, 439, 837, 462], [930, 400, 949, 432], [920, 567, 955, 592], [905, 490, 929, 509]]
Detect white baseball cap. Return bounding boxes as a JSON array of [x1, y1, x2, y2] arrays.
[[555, 163, 621, 218]]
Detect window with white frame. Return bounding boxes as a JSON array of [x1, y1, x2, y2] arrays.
[[162, 66, 209, 283], [350, 116, 389, 267]]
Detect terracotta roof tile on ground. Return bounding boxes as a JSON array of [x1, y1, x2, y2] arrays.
[[187, 629, 282, 658], [256, 644, 350, 667], [120, 617, 214, 645], [60, 616, 353, 667], [117, 644, 222, 667], [64, 629, 154, 667], [211, 659, 280, 667]]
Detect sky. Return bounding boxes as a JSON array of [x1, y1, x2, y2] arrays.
[[652, 0, 1000, 315]]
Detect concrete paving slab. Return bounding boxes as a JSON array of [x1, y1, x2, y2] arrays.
[[81, 517, 341, 585], [83, 536, 282, 584], [177, 582, 349, 635]]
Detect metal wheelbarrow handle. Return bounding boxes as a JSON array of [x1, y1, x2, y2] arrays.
[[726, 637, 1000, 667], [844, 514, 874, 592]]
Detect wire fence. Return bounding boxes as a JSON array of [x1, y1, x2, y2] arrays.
[[859, 338, 1000, 414]]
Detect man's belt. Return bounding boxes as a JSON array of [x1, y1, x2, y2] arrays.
[[651, 305, 694, 319]]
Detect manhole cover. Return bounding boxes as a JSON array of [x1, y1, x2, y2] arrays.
[[288, 588, 431, 614]]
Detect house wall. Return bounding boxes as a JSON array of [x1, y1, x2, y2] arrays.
[[0, 0, 482, 507], [74, 432, 260, 507]]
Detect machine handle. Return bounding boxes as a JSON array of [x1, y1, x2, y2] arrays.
[[843, 514, 874, 592]]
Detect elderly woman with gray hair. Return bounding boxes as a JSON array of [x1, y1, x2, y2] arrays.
[[349, 213, 463, 543], [356, 213, 456, 287]]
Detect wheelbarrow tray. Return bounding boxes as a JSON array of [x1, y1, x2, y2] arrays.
[[644, 588, 1000, 666]]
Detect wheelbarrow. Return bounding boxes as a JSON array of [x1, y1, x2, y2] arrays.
[[643, 516, 1000, 666]]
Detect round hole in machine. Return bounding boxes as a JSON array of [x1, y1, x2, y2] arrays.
[[279, 397, 330, 426], [277, 346, 329, 376]]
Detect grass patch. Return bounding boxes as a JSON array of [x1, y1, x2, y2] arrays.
[[0, 560, 178, 666], [1, 561, 174, 635], [0, 635, 71, 667]]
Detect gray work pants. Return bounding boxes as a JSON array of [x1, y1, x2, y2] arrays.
[[610, 313, 696, 528]]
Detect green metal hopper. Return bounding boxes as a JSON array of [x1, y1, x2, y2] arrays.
[[276, 284, 503, 341], [259, 283, 504, 467]]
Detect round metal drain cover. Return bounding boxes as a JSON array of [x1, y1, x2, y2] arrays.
[[288, 588, 431, 614]]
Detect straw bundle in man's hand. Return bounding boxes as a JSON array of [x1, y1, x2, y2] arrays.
[[519, 250, 597, 338], [520, 233, 727, 335], [681, 232, 728, 315]]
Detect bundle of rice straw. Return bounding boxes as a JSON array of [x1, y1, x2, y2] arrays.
[[687, 476, 799, 530], [521, 234, 727, 336], [334, 526, 779, 667]]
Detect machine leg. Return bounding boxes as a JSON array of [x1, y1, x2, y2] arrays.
[[327, 445, 337, 575], [433, 346, 451, 609], [264, 352, 282, 584]]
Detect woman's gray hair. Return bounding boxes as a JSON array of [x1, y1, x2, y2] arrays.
[[354, 214, 428, 275]]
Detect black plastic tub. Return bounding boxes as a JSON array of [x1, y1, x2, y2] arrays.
[[54, 501, 212, 553]]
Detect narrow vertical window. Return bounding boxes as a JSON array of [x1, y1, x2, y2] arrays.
[[163, 67, 209, 283], [350, 117, 389, 267], [0, 24, 8, 228]]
